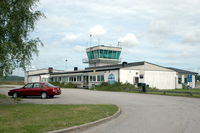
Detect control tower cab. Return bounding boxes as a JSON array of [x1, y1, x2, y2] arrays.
[[83, 45, 122, 67]]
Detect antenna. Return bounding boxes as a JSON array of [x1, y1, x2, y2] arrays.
[[65, 59, 68, 70], [118, 41, 121, 47], [98, 38, 100, 45], [90, 34, 92, 47]]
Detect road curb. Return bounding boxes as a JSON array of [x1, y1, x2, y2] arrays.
[[47, 106, 121, 133]]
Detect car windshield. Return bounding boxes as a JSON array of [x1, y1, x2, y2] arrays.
[[45, 82, 56, 87]]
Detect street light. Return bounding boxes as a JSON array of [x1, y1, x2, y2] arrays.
[[65, 59, 68, 70]]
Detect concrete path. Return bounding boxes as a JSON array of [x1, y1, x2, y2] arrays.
[[1, 87, 200, 133]]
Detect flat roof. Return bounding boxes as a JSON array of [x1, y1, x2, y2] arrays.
[[167, 67, 198, 75], [27, 61, 198, 76]]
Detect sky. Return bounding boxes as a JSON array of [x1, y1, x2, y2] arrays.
[[13, 0, 200, 76]]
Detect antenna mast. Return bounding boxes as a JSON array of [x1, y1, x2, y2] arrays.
[[90, 34, 92, 46]]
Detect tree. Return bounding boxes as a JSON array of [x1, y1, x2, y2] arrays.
[[0, 0, 44, 77]]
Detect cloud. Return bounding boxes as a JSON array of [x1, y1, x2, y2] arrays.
[[119, 33, 139, 47], [73, 45, 86, 52], [37, 14, 74, 32], [63, 34, 79, 42], [149, 20, 173, 34], [89, 24, 106, 36], [183, 30, 200, 44]]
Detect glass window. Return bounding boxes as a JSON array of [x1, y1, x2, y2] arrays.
[[178, 77, 182, 84], [73, 76, 76, 82], [100, 49, 103, 58], [33, 83, 41, 88], [77, 76, 81, 81], [24, 83, 33, 88], [97, 75, 101, 81], [45, 82, 56, 87], [93, 76, 96, 82], [101, 75, 104, 81], [184, 78, 187, 83], [69, 76, 73, 82], [90, 76, 93, 81]]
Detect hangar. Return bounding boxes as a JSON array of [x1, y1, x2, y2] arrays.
[[25, 45, 197, 89]]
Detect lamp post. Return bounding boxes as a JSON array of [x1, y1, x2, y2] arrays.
[[65, 59, 68, 71]]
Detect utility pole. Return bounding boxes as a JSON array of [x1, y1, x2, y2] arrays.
[[65, 59, 68, 71]]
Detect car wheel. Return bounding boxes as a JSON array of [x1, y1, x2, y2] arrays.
[[41, 92, 47, 99], [13, 92, 18, 98]]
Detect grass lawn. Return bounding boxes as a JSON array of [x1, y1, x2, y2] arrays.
[[0, 104, 118, 133], [0, 81, 24, 85], [0, 93, 8, 99], [142, 89, 200, 98]]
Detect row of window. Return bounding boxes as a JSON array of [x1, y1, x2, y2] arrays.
[[52, 76, 82, 82], [178, 78, 187, 84], [51, 75, 104, 82], [90, 75, 104, 82], [87, 50, 121, 60]]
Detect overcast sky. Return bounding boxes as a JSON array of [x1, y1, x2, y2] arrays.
[[14, 0, 200, 76]]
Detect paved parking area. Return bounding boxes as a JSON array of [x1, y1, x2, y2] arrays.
[[1, 86, 200, 133]]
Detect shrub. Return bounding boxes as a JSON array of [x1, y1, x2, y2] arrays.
[[50, 82, 76, 88], [95, 82, 138, 92]]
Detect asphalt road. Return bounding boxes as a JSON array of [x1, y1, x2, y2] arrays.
[[1, 86, 200, 133]]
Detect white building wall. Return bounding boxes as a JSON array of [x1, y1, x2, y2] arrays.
[[40, 74, 50, 82], [192, 75, 196, 88], [28, 76, 40, 83], [119, 69, 139, 84], [87, 70, 119, 88], [104, 70, 119, 82], [144, 71, 176, 89]]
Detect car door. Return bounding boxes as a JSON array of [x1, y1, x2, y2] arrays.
[[20, 83, 34, 96], [32, 83, 42, 95]]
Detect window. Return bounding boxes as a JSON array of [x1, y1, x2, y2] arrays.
[[184, 78, 187, 83], [77, 76, 81, 81], [69, 76, 73, 82], [93, 76, 96, 82], [97, 75, 101, 81], [73, 76, 76, 82], [178, 78, 182, 84], [45, 82, 56, 87], [57, 77, 61, 82], [139, 74, 144, 79], [33, 83, 41, 88], [90, 76, 93, 81], [24, 83, 33, 88], [97, 75, 104, 82], [101, 75, 104, 81]]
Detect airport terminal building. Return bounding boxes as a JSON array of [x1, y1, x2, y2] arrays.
[[25, 45, 198, 89]]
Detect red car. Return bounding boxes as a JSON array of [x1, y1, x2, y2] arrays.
[[8, 82, 61, 99]]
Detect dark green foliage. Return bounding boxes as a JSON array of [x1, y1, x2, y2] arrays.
[[50, 82, 77, 88], [196, 75, 200, 81], [0, 0, 44, 77], [0, 75, 24, 81], [95, 82, 138, 92]]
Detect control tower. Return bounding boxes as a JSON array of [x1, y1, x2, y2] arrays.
[[83, 45, 122, 67]]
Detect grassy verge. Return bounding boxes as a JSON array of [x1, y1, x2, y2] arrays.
[[0, 93, 8, 99], [95, 82, 200, 98], [50, 82, 76, 88], [95, 82, 138, 92], [0, 81, 24, 85], [0, 104, 118, 133]]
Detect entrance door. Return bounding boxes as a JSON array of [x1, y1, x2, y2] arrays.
[[83, 76, 89, 88], [133, 77, 139, 85]]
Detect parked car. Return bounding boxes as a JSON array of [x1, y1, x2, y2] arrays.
[[8, 82, 61, 99]]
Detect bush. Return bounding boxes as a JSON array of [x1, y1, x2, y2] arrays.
[[95, 82, 138, 92], [50, 82, 76, 88]]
